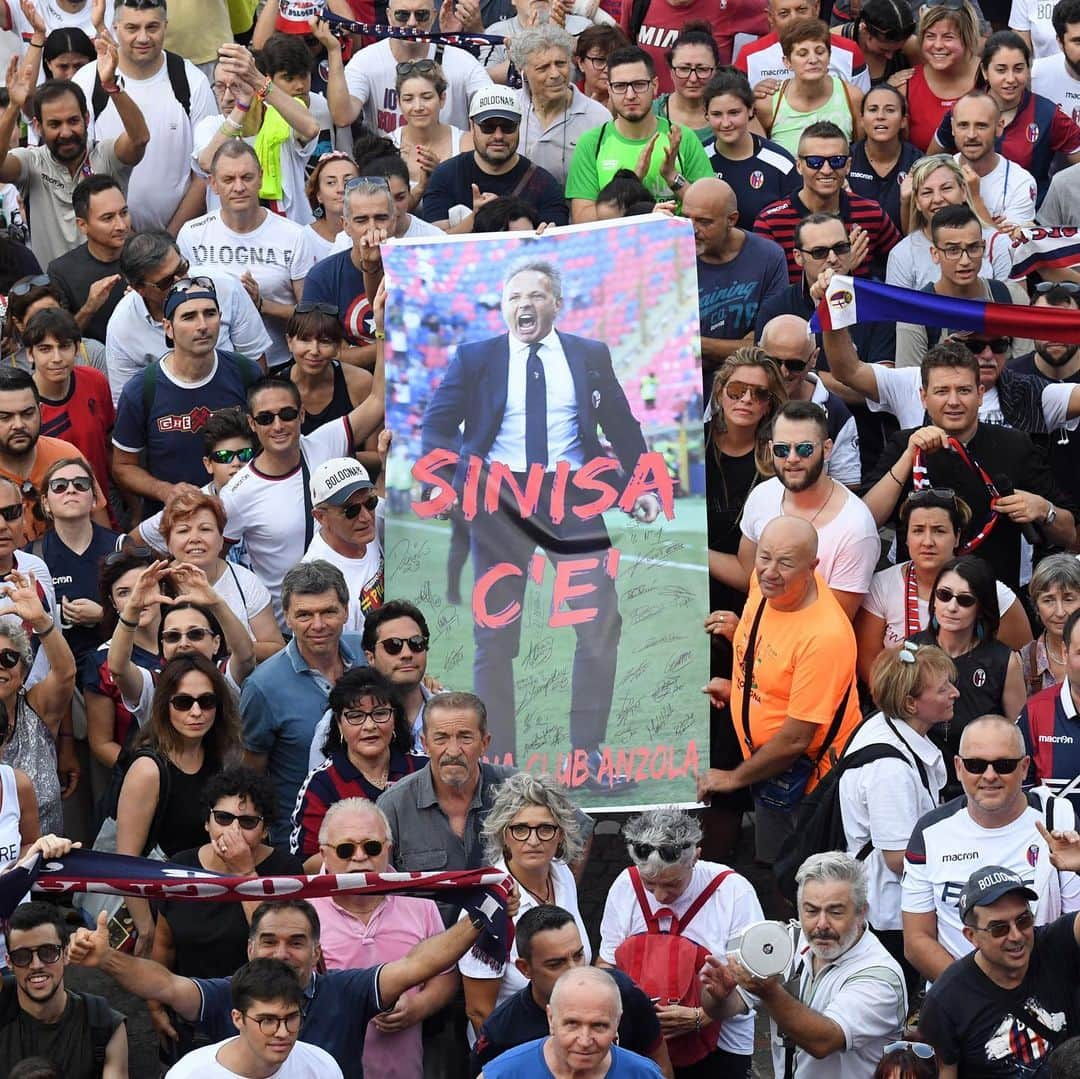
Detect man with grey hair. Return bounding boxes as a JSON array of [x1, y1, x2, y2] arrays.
[[903, 714, 1080, 984], [307, 797, 457, 1079], [599, 806, 761, 1074], [422, 257, 657, 781], [480, 966, 663, 1078], [706, 851, 906, 1079], [240, 559, 367, 845], [505, 25, 610, 186]]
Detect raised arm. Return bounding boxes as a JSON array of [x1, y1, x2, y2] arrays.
[[95, 31, 149, 167], [378, 916, 485, 1009], [346, 277, 386, 447], [107, 560, 172, 703], [317, 16, 361, 127], [0, 56, 33, 184]]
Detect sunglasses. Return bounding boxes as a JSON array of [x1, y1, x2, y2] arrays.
[[907, 486, 957, 508], [252, 407, 301, 426], [211, 809, 264, 830], [476, 118, 519, 134], [631, 841, 690, 863], [147, 258, 190, 291], [934, 585, 977, 608], [165, 276, 216, 304], [1035, 281, 1080, 295], [322, 839, 384, 859], [294, 301, 340, 316], [345, 175, 391, 194], [396, 59, 438, 76], [209, 446, 256, 464], [772, 441, 818, 459], [339, 496, 379, 519], [8, 943, 63, 967], [724, 380, 772, 404], [884, 1042, 935, 1060], [390, 7, 433, 20], [378, 634, 429, 655], [963, 337, 1011, 355], [105, 545, 152, 568], [9, 274, 51, 297], [341, 705, 395, 726], [169, 692, 218, 712], [0, 504, 23, 523], [161, 627, 215, 646], [969, 909, 1035, 937], [0, 649, 20, 670], [799, 154, 850, 171], [798, 241, 853, 260], [47, 476, 92, 494], [959, 756, 1023, 774], [775, 357, 808, 373], [507, 822, 559, 842]]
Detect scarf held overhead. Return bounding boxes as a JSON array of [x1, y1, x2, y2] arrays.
[[0, 851, 515, 970], [810, 275, 1080, 345]]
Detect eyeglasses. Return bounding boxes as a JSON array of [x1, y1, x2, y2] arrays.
[[608, 79, 652, 95], [0, 504, 24, 523], [934, 585, 977, 608], [1035, 281, 1080, 295], [772, 441, 819, 459], [209, 446, 256, 464], [341, 705, 395, 726], [294, 301, 340, 316], [774, 357, 808, 374], [322, 839, 384, 860], [211, 809, 264, 830], [672, 64, 715, 79], [161, 627, 215, 646], [339, 495, 379, 519], [252, 407, 301, 426], [969, 909, 1035, 937], [47, 476, 92, 494], [476, 118, 519, 134], [632, 841, 691, 862], [936, 241, 987, 262], [507, 822, 560, 842], [169, 692, 218, 712], [147, 258, 189, 291], [378, 634, 429, 655], [390, 7, 433, 21], [243, 1011, 303, 1036], [8, 943, 63, 967], [962, 336, 1011, 355], [884, 1042, 935, 1060], [580, 53, 608, 67], [797, 241, 852, 260], [724, 380, 772, 404], [959, 756, 1024, 775], [9, 274, 51, 297], [0, 649, 21, 670], [799, 154, 850, 171], [396, 59, 438, 76]]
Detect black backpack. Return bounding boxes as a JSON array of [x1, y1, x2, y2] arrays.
[[774, 716, 931, 904], [0, 979, 115, 1072], [90, 50, 191, 120]]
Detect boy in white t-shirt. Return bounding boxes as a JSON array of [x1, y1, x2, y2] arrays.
[[165, 958, 343, 1079]]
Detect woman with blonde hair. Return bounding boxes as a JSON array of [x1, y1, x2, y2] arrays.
[[886, 154, 1012, 289]]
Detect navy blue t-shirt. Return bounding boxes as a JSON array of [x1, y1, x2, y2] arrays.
[[704, 133, 801, 228], [34, 524, 121, 666], [847, 140, 922, 231], [301, 250, 375, 347], [195, 966, 382, 1078], [697, 234, 790, 343], [111, 350, 260, 511]]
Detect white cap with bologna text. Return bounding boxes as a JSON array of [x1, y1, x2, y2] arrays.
[[310, 458, 375, 507]]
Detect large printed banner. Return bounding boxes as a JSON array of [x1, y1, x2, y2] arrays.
[[383, 216, 709, 808]]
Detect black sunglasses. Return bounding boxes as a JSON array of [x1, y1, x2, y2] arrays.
[[378, 634, 429, 655], [396, 59, 438, 76], [105, 545, 153, 568], [209, 446, 256, 464], [631, 841, 691, 863], [166, 275, 216, 299], [322, 839, 384, 859], [47, 476, 92, 494], [798, 241, 853, 260], [169, 692, 218, 711], [959, 756, 1023, 774], [9, 274, 51, 297], [8, 943, 63, 967], [340, 496, 379, 518], [907, 486, 957, 507], [147, 258, 190, 291], [0, 504, 22, 523], [799, 154, 850, 171], [0, 649, 21, 670], [1035, 281, 1080, 295], [963, 337, 1011, 355], [775, 357, 808, 373], [390, 7, 433, 20], [969, 910, 1035, 938], [295, 301, 340, 316], [252, 407, 301, 426], [476, 118, 519, 134], [934, 585, 977, 607], [211, 809, 264, 830], [161, 627, 214, 645]]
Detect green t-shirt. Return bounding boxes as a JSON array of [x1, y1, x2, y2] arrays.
[[564, 116, 714, 202]]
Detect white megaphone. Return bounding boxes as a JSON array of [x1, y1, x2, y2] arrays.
[[726, 921, 795, 979]]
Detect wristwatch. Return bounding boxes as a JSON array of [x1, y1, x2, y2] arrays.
[[669, 173, 688, 193], [1045, 502, 1058, 526]]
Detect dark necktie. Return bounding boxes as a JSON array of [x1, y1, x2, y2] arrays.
[[525, 342, 548, 468]]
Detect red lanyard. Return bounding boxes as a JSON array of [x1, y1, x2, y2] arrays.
[[912, 437, 1001, 554], [903, 561, 922, 640]]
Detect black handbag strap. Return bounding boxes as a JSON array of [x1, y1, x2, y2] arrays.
[[882, 714, 931, 793], [300, 452, 314, 550]]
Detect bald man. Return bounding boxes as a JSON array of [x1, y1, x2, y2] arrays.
[[683, 178, 788, 381], [479, 967, 664, 1079], [700, 514, 861, 866], [760, 314, 860, 487]]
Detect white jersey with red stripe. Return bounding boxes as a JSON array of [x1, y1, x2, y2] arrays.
[[735, 32, 870, 93]]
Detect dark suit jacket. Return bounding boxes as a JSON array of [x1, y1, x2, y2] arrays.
[[422, 330, 647, 488]]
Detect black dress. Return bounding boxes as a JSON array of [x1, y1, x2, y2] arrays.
[[270, 359, 354, 435]]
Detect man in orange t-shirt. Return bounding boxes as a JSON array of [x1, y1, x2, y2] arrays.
[[699, 515, 860, 864]]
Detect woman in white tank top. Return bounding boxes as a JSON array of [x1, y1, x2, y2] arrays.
[[392, 63, 473, 192]]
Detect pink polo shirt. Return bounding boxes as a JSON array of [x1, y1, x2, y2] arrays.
[[311, 893, 445, 1079]]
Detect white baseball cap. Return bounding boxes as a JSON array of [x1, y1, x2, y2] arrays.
[[310, 458, 374, 507], [469, 86, 521, 122]]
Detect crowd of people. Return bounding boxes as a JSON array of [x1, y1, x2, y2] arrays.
[[0, 0, 1076, 1075]]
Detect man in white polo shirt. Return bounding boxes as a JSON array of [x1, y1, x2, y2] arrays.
[[302, 458, 383, 638]]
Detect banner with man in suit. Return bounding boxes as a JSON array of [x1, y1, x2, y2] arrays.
[[383, 215, 708, 807]]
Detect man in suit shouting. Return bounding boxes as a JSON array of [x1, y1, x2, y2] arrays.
[[422, 257, 660, 787]]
